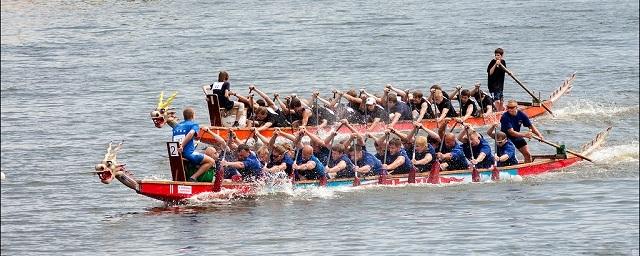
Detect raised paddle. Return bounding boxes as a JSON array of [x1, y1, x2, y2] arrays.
[[497, 62, 554, 116], [324, 123, 346, 167], [530, 134, 594, 163]]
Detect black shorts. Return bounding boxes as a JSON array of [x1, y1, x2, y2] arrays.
[[511, 137, 528, 149]]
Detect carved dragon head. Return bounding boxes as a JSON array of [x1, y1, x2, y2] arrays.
[[95, 141, 125, 184], [150, 91, 178, 128]]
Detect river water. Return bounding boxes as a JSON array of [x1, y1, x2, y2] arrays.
[[1, 0, 638, 255]]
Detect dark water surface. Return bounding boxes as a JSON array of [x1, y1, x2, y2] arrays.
[[1, 0, 638, 255]]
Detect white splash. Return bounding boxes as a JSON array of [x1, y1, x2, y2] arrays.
[[1, 172, 5, 180], [588, 143, 640, 163], [552, 100, 638, 121]]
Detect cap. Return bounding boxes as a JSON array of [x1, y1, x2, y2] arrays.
[[365, 97, 376, 105]]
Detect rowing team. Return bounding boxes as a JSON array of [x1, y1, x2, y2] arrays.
[[209, 71, 496, 130], [176, 99, 542, 182]]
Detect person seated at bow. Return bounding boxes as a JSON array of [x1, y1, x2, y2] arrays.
[[292, 144, 328, 181], [435, 132, 469, 171], [457, 124, 493, 169], [208, 71, 245, 127], [220, 144, 264, 182], [172, 107, 218, 182], [487, 124, 518, 167], [381, 135, 414, 175], [382, 88, 413, 127], [325, 144, 357, 179]]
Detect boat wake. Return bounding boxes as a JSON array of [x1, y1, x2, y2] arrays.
[[551, 100, 639, 121], [588, 143, 640, 164]]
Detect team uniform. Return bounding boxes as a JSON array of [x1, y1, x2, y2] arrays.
[[329, 154, 356, 179], [383, 148, 413, 175], [462, 137, 494, 169], [439, 142, 469, 171], [500, 110, 533, 149], [172, 120, 203, 165], [496, 139, 519, 167], [487, 59, 507, 101], [295, 150, 328, 180], [355, 146, 384, 176], [435, 98, 458, 118], [388, 101, 413, 121], [211, 81, 234, 110], [410, 97, 436, 119]]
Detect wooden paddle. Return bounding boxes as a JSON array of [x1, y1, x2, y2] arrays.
[[351, 139, 361, 186], [497, 62, 554, 116], [530, 134, 594, 163], [464, 125, 480, 182]]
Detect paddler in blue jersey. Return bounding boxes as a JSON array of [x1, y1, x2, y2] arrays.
[[382, 137, 414, 175], [172, 107, 216, 182], [435, 132, 469, 171], [488, 124, 519, 167], [325, 144, 356, 179], [457, 125, 493, 169], [220, 144, 264, 182], [500, 99, 544, 163], [293, 145, 327, 180]]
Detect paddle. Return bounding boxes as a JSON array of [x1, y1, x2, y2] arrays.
[[379, 133, 391, 184], [464, 125, 480, 182], [408, 126, 418, 184], [530, 134, 594, 163], [324, 123, 346, 167], [351, 139, 361, 186], [497, 62, 554, 116], [417, 126, 441, 184], [490, 116, 500, 181], [213, 149, 228, 191]]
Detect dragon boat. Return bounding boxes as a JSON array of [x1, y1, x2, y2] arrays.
[[93, 126, 610, 204], [151, 73, 574, 142]]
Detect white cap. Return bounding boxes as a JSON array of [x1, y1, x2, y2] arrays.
[[366, 97, 376, 105]]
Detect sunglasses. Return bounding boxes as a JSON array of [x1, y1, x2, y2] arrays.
[[507, 105, 517, 109]]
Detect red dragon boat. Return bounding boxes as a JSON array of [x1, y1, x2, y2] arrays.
[[94, 126, 610, 204]]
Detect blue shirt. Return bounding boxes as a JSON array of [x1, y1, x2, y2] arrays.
[[296, 150, 327, 180], [389, 101, 413, 121], [413, 143, 436, 172], [172, 120, 199, 155], [384, 148, 413, 174], [497, 140, 518, 167], [462, 137, 494, 169], [501, 111, 532, 139], [441, 142, 469, 170], [332, 154, 356, 178], [356, 147, 384, 175], [240, 152, 263, 179]]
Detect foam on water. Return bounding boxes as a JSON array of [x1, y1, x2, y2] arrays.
[[552, 100, 639, 121], [588, 142, 640, 163]]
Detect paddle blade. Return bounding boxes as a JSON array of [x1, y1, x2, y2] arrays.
[[471, 166, 480, 182], [408, 166, 417, 184], [491, 165, 500, 181], [319, 175, 327, 187], [353, 175, 361, 186], [427, 161, 440, 184], [213, 163, 224, 192]]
